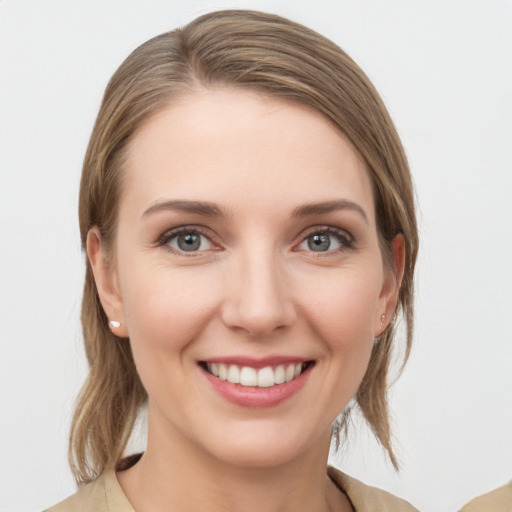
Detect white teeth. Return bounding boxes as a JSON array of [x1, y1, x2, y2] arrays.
[[227, 365, 240, 384], [285, 364, 295, 382], [218, 363, 227, 381], [257, 366, 275, 388], [206, 361, 309, 387], [240, 366, 257, 386], [274, 365, 286, 384]]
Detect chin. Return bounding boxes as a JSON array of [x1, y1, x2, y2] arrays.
[[201, 423, 329, 470]]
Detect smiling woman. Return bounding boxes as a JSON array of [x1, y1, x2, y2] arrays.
[[45, 9, 418, 512]]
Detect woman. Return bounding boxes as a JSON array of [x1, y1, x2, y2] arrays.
[[46, 9, 418, 511]]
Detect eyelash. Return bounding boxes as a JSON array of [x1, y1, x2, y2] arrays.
[[295, 226, 354, 254], [156, 225, 354, 256], [156, 226, 218, 256]]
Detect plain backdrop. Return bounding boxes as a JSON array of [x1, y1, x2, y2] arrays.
[[1, 1, 511, 511]]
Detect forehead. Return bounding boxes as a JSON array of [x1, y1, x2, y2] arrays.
[[122, 87, 375, 221]]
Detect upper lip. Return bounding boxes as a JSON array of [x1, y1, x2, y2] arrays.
[[199, 356, 313, 369]]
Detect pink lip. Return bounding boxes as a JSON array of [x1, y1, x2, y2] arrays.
[[201, 362, 313, 408], [202, 356, 310, 369]]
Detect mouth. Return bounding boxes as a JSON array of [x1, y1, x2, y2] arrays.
[[199, 361, 315, 388]]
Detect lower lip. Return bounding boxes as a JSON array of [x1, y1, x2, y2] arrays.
[[202, 365, 312, 408]]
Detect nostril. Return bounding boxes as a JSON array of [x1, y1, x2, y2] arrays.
[[221, 296, 297, 337], [219, 260, 297, 336]]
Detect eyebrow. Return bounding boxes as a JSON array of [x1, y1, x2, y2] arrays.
[[292, 200, 369, 224], [142, 198, 368, 224], [142, 199, 226, 218]]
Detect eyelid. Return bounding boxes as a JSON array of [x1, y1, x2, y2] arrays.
[[156, 225, 220, 255], [294, 225, 354, 253], [155, 224, 353, 255]]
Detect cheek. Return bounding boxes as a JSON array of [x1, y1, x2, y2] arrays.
[[118, 263, 223, 408], [310, 275, 379, 404], [299, 266, 382, 404], [302, 267, 382, 345], [119, 262, 220, 358]]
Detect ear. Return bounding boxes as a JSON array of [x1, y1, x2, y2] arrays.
[[87, 227, 128, 337], [375, 234, 405, 338]]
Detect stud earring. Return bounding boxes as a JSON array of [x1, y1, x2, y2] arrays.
[[380, 314, 386, 323], [109, 320, 121, 330]]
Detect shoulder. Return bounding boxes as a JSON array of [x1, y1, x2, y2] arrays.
[[44, 470, 135, 512], [328, 466, 419, 512], [459, 482, 512, 512], [44, 474, 108, 512]]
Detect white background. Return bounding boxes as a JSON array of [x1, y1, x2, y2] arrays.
[[0, 1, 511, 511]]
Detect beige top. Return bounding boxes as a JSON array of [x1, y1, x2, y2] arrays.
[[45, 465, 418, 512], [459, 482, 512, 512]]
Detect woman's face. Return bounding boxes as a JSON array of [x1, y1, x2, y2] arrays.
[[91, 88, 401, 468]]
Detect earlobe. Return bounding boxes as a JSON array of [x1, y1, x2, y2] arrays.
[[86, 228, 128, 337], [375, 234, 406, 337]]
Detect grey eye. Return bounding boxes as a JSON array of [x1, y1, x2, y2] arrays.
[[168, 231, 213, 252], [298, 230, 346, 253], [307, 233, 331, 252], [177, 233, 201, 251]]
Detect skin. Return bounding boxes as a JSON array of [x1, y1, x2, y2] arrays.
[[88, 88, 404, 512]]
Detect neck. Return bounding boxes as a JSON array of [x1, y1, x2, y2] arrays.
[[117, 414, 352, 512]]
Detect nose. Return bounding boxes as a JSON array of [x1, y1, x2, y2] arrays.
[[220, 249, 297, 337]]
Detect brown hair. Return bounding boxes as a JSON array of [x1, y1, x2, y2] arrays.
[[71, 9, 418, 485]]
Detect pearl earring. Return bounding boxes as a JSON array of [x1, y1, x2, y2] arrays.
[[380, 314, 386, 323], [109, 320, 121, 330]]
